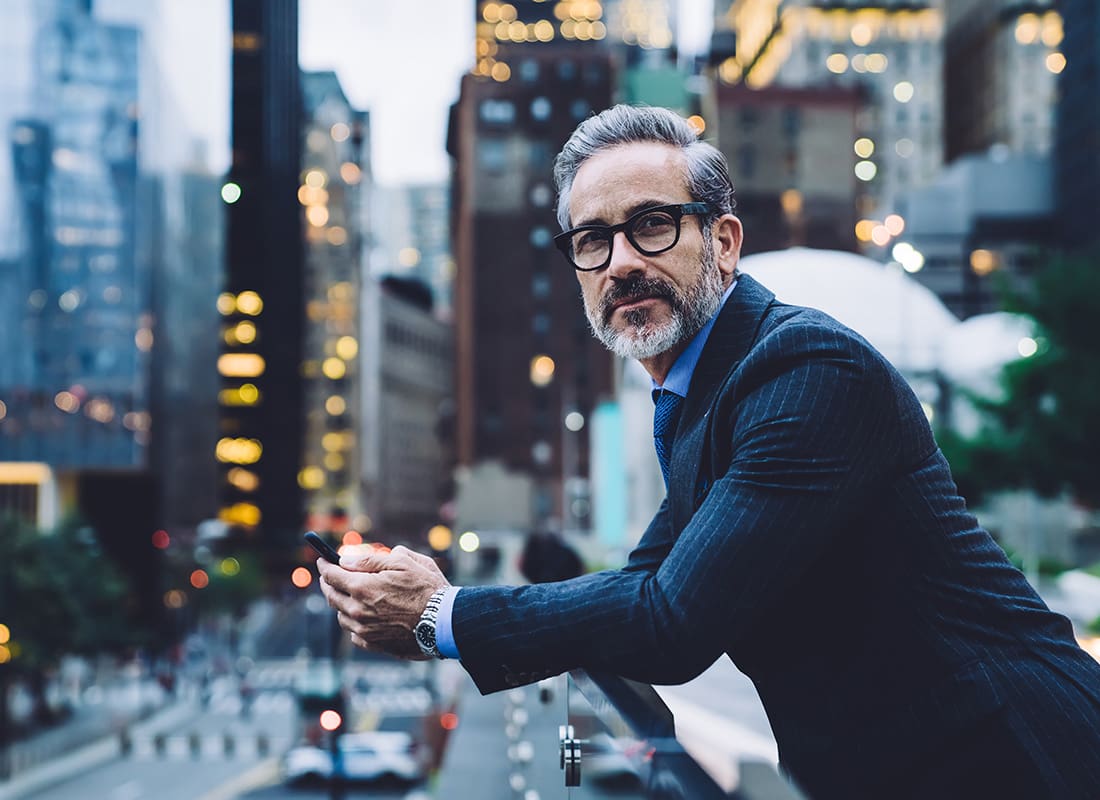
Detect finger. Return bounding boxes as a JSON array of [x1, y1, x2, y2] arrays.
[[398, 547, 438, 570], [316, 561, 352, 596], [349, 632, 371, 651], [318, 562, 369, 598], [335, 610, 361, 638], [339, 547, 398, 573]]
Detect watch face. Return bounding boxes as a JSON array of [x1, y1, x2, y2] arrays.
[[414, 620, 436, 651]]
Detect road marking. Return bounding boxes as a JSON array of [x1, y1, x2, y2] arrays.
[[194, 757, 280, 800]]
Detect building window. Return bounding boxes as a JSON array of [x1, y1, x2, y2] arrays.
[[738, 144, 755, 179], [782, 107, 800, 138], [530, 226, 552, 249], [529, 183, 553, 208], [477, 140, 508, 173], [528, 140, 553, 170], [531, 97, 552, 122], [582, 62, 604, 85], [518, 59, 539, 82], [557, 60, 577, 81], [479, 99, 515, 126]]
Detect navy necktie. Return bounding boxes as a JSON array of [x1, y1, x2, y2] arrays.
[[652, 389, 683, 486]]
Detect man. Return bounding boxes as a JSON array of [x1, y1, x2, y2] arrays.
[[319, 105, 1100, 798]]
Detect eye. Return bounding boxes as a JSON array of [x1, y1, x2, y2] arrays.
[[573, 230, 607, 255], [633, 211, 676, 236]]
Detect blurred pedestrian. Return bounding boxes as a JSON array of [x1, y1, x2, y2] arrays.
[[519, 532, 582, 584], [318, 105, 1100, 799]]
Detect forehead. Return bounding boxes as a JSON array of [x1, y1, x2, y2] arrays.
[[568, 142, 691, 224]]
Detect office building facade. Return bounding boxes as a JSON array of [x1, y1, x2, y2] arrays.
[[451, 5, 618, 533], [712, 0, 945, 251], [297, 71, 370, 543], [219, 0, 305, 571]]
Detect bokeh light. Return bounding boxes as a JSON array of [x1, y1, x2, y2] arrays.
[[291, 567, 312, 588], [220, 182, 242, 204], [428, 525, 453, 551], [530, 355, 555, 387]]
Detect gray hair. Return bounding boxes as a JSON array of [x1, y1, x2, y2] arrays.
[[553, 104, 737, 231]]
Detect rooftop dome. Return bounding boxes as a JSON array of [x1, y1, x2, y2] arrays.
[[739, 247, 959, 372]]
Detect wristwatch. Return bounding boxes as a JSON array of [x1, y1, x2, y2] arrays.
[[413, 588, 447, 659]]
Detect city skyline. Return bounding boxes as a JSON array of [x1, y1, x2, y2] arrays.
[[96, 0, 712, 185]]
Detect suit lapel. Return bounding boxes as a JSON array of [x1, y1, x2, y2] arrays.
[[668, 274, 776, 528]]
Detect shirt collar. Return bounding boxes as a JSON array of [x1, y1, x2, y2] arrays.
[[652, 278, 737, 398]]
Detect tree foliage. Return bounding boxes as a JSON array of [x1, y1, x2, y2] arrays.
[[0, 515, 142, 677], [940, 253, 1100, 507]]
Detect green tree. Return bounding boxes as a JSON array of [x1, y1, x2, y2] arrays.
[[0, 515, 140, 725], [940, 253, 1100, 507]]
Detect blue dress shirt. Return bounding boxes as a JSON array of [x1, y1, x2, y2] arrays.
[[436, 279, 738, 660]]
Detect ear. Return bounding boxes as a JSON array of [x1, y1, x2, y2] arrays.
[[713, 214, 743, 281]]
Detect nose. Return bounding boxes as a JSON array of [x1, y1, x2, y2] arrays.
[[604, 230, 646, 280]]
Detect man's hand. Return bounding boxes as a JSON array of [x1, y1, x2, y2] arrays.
[[317, 544, 451, 660]]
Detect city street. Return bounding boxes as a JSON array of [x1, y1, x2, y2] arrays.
[[1, 593, 780, 800], [8, 571, 1100, 799]]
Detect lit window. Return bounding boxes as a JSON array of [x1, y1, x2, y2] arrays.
[[530, 227, 551, 249], [479, 99, 515, 125], [531, 97, 552, 122]]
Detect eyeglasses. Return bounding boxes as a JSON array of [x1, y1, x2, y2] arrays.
[[553, 202, 714, 272]]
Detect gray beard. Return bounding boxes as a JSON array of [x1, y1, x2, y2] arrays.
[[584, 239, 725, 361]]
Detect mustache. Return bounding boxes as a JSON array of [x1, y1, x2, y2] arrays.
[[599, 276, 678, 322]]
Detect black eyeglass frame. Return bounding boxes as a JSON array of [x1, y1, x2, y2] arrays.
[[553, 202, 715, 272]]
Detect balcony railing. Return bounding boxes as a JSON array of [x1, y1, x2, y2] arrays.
[[565, 669, 804, 800]]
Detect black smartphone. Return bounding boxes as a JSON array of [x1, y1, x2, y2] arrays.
[[304, 531, 341, 564]]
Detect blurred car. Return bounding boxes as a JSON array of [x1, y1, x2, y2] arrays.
[[283, 731, 425, 785]]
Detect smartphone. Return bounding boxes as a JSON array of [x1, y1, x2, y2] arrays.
[[304, 531, 341, 564]]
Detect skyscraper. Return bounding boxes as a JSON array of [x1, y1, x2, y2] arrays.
[[945, 0, 1063, 162], [0, 0, 229, 613], [1, 7, 144, 467], [219, 0, 304, 572], [450, 3, 618, 535], [298, 70, 368, 542], [711, 0, 945, 249]]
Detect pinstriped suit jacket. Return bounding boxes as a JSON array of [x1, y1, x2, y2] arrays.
[[452, 274, 1100, 798]]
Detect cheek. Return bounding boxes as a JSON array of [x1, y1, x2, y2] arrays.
[[576, 277, 601, 309]]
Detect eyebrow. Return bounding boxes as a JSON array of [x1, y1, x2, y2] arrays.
[[572, 199, 682, 229]]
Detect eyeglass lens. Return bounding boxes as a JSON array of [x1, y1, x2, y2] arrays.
[[569, 209, 680, 269]]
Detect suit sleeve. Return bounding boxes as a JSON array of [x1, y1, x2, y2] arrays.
[[453, 325, 903, 694]]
